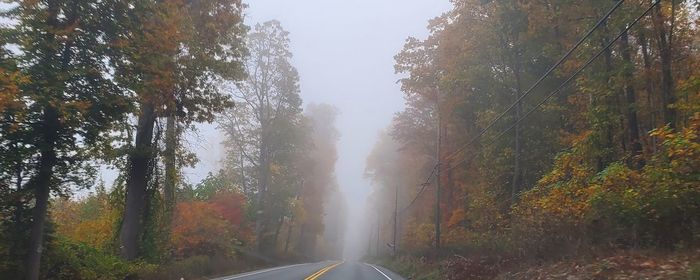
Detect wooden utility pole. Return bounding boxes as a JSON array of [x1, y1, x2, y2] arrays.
[[284, 215, 294, 254], [393, 185, 399, 257], [435, 89, 441, 250], [376, 215, 381, 255], [367, 221, 374, 256]]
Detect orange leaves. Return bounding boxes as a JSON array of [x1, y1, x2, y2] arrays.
[[650, 113, 700, 175], [447, 208, 466, 228], [52, 195, 120, 250], [171, 201, 231, 257], [170, 191, 252, 258], [512, 114, 700, 249]]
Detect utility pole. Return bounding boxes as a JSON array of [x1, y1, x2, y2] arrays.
[[376, 215, 381, 255], [367, 221, 374, 256], [435, 88, 442, 250], [284, 215, 294, 254], [393, 185, 399, 257]]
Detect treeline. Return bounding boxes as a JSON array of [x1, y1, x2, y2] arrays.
[[218, 21, 345, 260], [0, 0, 341, 278], [367, 0, 699, 268]]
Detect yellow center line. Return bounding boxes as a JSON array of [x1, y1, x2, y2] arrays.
[[304, 261, 344, 280]]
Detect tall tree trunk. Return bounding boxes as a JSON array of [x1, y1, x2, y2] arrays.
[[25, 106, 59, 280], [639, 29, 658, 152], [272, 216, 283, 252], [164, 113, 177, 217], [619, 30, 644, 168], [239, 153, 248, 197], [10, 155, 27, 267], [255, 127, 271, 252], [596, 28, 616, 171], [119, 103, 157, 260], [652, 2, 676, 128]]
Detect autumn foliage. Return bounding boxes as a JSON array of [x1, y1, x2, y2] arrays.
[[513, 113, 700, 253], [368, 0, 700, 278], [170, 191, 253, 258]]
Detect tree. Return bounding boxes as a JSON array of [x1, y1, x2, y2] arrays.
[[371, 0, 700, 260], [170, 191, 251, 258], [219, 20, 306, 253], [0, 0, 131, 277], [295, 104, 341, 257], [114, 0, 247, 260]]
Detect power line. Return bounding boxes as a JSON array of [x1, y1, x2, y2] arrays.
[[444, 0, 661, 173], [399, 163, 438, 215], [397, 0, 626, 216], [397, 0, 659, 223], [443, 0, 627, 163]]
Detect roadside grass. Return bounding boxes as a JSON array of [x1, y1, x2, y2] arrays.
[[372, 255, 443, 280]]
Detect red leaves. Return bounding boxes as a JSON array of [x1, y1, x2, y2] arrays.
[[210, 192, 246, 226], [170, 191, 252, 258]]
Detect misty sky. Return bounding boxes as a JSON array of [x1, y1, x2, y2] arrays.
[[185, 0, 452, 256], [240, 0, 449, 203], [101, 0, 451, 256]]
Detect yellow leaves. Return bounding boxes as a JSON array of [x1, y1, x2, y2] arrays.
[[513, 111, 700, 248], [536, 145, 594, 189], [68, 210, 120, 248], [402, 221, 435, 251], [52, 196, 120, 250], [650, 113, 700, 175]]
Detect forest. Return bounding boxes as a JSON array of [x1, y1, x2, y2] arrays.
[[0, 0, 345, 278], [365, 0, 700, 279], [0, 0, 699, 279]]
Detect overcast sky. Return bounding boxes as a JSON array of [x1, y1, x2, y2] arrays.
[[101, 0, 452, 256], [186, 0, 453, 256], [183, 0, 452, 200], [246, 0, 448, 198]]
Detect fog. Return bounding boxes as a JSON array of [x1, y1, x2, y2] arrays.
[[5, 0, 698, 278], [180, 0, 452, 259], [90, 0, 451, 259]]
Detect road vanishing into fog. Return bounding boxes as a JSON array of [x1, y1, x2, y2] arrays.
[[213, 261, 404, 280]]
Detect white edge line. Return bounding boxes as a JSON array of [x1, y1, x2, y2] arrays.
[[364, 263, 393, 280], [221, 262, 313, 280]]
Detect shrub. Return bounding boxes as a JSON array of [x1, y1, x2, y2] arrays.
[[42, 238, 152, 280], [170, 191, 253, 258], [512, 113, 700, 255]]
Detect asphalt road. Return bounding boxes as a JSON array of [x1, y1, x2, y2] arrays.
[[213, 261, 405, 280]]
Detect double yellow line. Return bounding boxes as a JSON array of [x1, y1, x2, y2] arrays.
[[304, 261, 343, 280]]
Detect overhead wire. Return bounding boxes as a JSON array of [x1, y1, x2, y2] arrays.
[[399, 0, 629, 214], [398, 0, 660, 214], [398, 163, 438, 215], [443, 0, 661, 172], [442, 0, 627, 163]]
